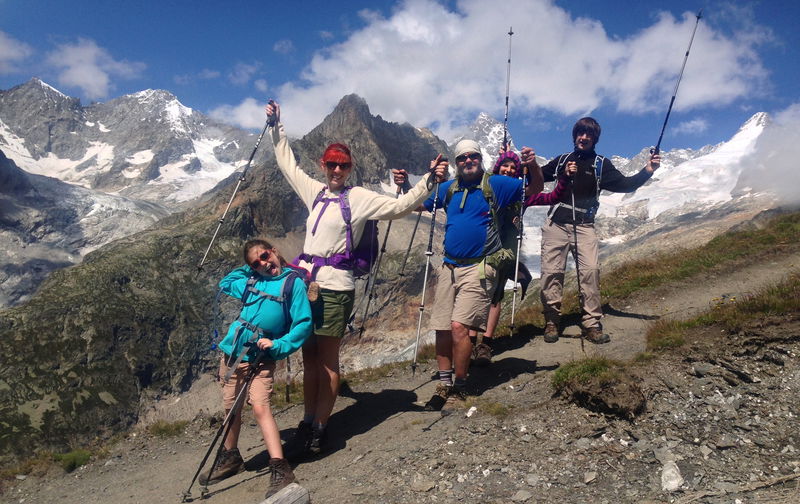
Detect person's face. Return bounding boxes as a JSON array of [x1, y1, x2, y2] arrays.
[[321, 160, 352, 191], [574, 131, 596, 152], [498, 160, 518, 177], [247, 246, 281, 277], [456, 152, 483, 183]]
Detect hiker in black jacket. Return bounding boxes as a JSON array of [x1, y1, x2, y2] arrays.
[[530, 117, 660, 344]]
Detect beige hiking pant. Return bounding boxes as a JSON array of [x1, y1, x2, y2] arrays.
[[539, 220, 602, 328]]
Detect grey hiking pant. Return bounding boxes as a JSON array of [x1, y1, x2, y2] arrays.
[[539, 220, 602, 329]]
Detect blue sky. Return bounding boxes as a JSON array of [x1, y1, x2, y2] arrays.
[[1, 0, 798, 159]]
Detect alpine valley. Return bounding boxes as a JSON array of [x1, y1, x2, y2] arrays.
[[0, 79, 787, 461]]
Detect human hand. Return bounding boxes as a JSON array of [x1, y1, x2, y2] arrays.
[[565, 161, 578, 177], [429, 154, 449, 183], [265, 101, 280, 124], [256, 338, 273, 351], [647, 152, 661, 173], [520, 146, 536, 166]]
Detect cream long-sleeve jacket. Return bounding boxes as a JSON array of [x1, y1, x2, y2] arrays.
[[270, 121, 435, 292]]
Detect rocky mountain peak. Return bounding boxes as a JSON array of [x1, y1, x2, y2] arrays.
[[740, 111, 771, 131]]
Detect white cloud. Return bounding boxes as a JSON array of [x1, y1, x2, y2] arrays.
[[0, 30, 33, 73], [319, 31, 334, 41], [737, 104, 800, 205], [273, 39, 295, 54], [673, 118, 709, 135], [266, 0, 769, 139], [44, 38, 145, 99], [199, 68, 221, 79], [228, 61, 261, 85], [208, 97, 264, 129], [254, 79, 268, 93]]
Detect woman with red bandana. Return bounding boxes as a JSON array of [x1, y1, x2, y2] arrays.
[[265, 101, 446, 460]]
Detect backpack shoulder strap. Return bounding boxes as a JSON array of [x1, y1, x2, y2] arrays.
[[445, 178, 461, 208], [593, 155, 604, 197], [555, 153, 571, 177], [481, 172, 502, 234], [312, 187, 327, 209]]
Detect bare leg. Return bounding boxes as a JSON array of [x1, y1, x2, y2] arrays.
[[222, 409, 242, 451], [451, 321, 473, 380], [253, 403, 283, 459], [484, 302, 501, 339], [435, 329, 453, 371], [301, 341, 319, 420], [311, 335, 341, 425]]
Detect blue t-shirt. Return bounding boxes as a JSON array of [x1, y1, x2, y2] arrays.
[[423, 174, 523, 264]]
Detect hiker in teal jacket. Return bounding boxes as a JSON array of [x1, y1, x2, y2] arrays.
[[217, 264, 312, 361], [201, 239, 312, 498]]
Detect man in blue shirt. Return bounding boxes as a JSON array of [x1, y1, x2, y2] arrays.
[[395, 139, 542, 414]]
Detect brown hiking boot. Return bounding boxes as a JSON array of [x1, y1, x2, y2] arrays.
[[308, 427, 327, 456], [199, 447, 244, 485], [472, 343, 492, 367], [424, 383, 451, 411], [284, 421, 313, 462], [543, 322, 560, 343], [441, 385, 468, 417], [265, 457, 296, 498], [582, 325, 610, 344]]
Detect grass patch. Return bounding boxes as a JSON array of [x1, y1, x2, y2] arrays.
[[646, 273, 800, 350], [601, 212, 800, 301], [0, 452, 54, 481], [477, 400, 512, 418], [551, 357, 622, 392], [53, 449, 91, 472], [147, 420, 188, 438]]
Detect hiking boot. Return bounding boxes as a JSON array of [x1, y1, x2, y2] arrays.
[[199, 447, 244, 485], [284, 421, 313, 462], [582, 325, 610, 344], [472, 343, 492, 367], [424, 383, 451, 412], [265, 457, 296, 499], [441, 385, 468, 417], [543, 322, 560, 343], [308, 428, 327, 456]]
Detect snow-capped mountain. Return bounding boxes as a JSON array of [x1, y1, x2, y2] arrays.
[[452, 112, 516, 164], [495, 112, 775, 278], [0, 78, 263, 207], [0, 150, 169, 306]]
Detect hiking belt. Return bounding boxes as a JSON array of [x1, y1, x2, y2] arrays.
[[443, 254, 490, 279]]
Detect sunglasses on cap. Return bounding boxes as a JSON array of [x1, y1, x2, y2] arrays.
[[455, 152, 481, 163], [250, 250, 273, 269], [325, 161, 352, 170]]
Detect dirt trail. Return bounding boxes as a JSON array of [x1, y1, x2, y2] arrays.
[[6, 252, 800, 504]]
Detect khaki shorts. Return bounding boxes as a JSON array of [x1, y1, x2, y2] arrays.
[[219, 356, 275, 410], [430, 262, 496, 332], [311, 289, 355, 338]]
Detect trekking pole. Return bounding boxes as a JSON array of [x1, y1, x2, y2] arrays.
[[569, 177, 586, 355], [653, 10, 702, 155], [358, 186, 402, 337], [411, 162, 444, 377], [502, 26, 514, 151], [182, 351, 268, 501], [196, 101, 277, 273], [508, 163, 527, 334], [284, 354, 292, 404], [398, 210, 423, 276]]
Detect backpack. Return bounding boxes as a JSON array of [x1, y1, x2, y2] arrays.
[[548, 153, 605, 220], [297, 186, 378, 279], [211, 270, 302, 379], [444, 171, 518, 272]]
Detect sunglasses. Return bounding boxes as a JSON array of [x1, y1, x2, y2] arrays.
[[325, 161, 352, 170], [250, 250, 272, 269], [455, 152, 481, 163]]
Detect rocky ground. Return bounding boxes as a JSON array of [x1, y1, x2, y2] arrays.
[[4, 252, 800, 504]]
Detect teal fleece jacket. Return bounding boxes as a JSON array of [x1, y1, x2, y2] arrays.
[[217, 266, 312, 362]]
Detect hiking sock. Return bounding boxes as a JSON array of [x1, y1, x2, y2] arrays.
[[469, 336, 478, 347], [453, 377, 467, 390], [302, 414, 314, 425], [438, 369, 454, 386], [484, 337, 497, 351], [313, 422, 326, 435]]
